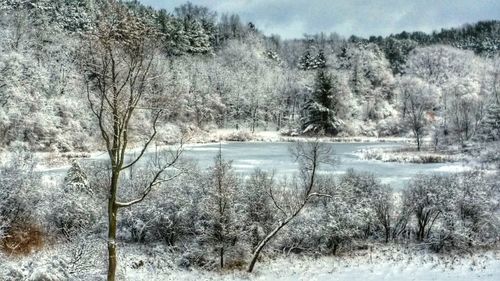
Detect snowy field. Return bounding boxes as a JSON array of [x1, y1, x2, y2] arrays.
[[125, 257, 500, 281], [3, 244, 498, 281], [118, 246, 500, 281]]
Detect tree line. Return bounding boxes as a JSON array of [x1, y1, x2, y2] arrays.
[[0, 0, 499, 153]]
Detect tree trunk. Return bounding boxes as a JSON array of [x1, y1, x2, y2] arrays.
[[220, 247, 224, 269], [247, 222, 285, 273], [416, 133, 421, 151], [107, 171, 119, 281]]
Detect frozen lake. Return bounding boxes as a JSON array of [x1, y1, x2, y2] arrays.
[[180, 142, 468, 190]]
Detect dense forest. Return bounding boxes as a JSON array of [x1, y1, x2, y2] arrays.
[[1, 1, 500, 280], [0, 0, 499, 152]]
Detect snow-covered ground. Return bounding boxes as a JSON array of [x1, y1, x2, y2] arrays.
[[358, 147, 467, 164], [190, 128, 414, 144], [124, 246, 500, 281], [3, 243, 498, 281]]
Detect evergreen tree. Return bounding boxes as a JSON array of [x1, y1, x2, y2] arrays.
[[301, 70, 343, 135], [478, 102, 500, 141], [313, 49, 327, 69], [298, 50, 313, 70], [299, 49, 327, 70], [64, 161, 89, 193], [183, 18, 212, 54]]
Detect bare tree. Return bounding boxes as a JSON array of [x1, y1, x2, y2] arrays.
[[247, 141, 334, 273], [398, 77, 437, 151], [81, 3, 182, 280]]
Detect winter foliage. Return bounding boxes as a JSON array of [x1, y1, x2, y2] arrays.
[[0, 0, 500, 280]]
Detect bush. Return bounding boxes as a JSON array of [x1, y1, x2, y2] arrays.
[[226, 130, 252, 141], [47, 161, 101, 237], [404, 172, 500, 252], [48, 192, 100, 238], [2, 223, 44, 256], [0, 152, 40, 242]]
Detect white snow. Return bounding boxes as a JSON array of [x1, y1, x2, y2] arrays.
[[121, 248, 500, 281]]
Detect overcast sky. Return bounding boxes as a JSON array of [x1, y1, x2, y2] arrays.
[[140, 0, 500, 39]]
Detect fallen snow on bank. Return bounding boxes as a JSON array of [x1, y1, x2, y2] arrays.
[[192, 129, 413, 144]]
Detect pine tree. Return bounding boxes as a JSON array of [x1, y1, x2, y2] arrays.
[[183, 18, 212, 54], [313, 49, 327, 69], [301, 70, 343, 135], [299, 49, 327, 70], [64, 161, 90, 194], [298, 50, 313, 70], [478, 102, 500, 141]]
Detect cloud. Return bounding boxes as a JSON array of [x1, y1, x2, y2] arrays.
[[140, 0, 500, 39]]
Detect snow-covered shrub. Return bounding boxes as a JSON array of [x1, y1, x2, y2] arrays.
[[61, 235, 105, 278], [0, 263, 24, 281], [430, 171, 500, 252], [479, 142, 500, 168], [48, 191, 100, 238], [46, 161, 100, 237], [226, 130, 252, 141], [0, 216, 7, 241], [403, 174, 455, 243], [26, 257, 70, 281], [1, 253, 71, 281], [237, 169, 275, 251], [116, 163, 205, 245], [188, 152, 244, 269], [0, 152, 40, 242], [404, 171, 500, 252], [274, 172, 391, 256], [178, 244, 216, 270], [376, 116, 402, 136]]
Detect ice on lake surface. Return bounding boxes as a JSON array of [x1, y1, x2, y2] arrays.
[[180, 142, 469, 190]]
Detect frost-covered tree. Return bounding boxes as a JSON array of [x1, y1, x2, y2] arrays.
[[446, 77, 484, 144], [404, 46, 475, 86], [298, 48, 327, 70], [478, 102, 500, 141], [302, 70, 343, 135], [298, 49, 314, 70], [172, 2, 215, 54], [80, 3, 183, 280], [429, 171, 499, 251], [398, 77, 438, 150], [403, 174, 454, 241], [345, 43, 395, 121], [0, 151, 40, 252], [182, 18, 212, 54], [239, 169, 275, 251], [313, 49, 327, 69], [64, 161, 90, 193], [403, 46, 486, 145], [382, 37, 418, 74], [247, 141, 334, 272], [198, 146, 239, 269]]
